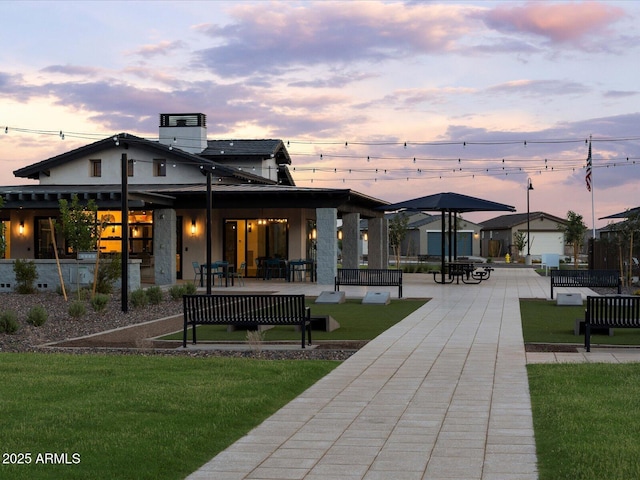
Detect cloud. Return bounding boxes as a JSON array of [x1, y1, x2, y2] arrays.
[[129, 40, 187, 58], [40, 65, 102, 77], [485, 79, 590, 98], [193, 2, 480, 76], [483, 1, 626, 49]]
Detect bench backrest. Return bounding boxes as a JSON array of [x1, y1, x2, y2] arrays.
[[551, 269, 620, 285], [336, 269, 402, 285], [183, 294, 307, 325], [586, 295, 640, 327]]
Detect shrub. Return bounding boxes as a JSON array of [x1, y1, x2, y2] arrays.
[[169, 284, 186, 300], [68, 301, 86, 319], [26, 306, 48, 327], [130, 288, 148, 308], [91, 293, 110, 312], [96, 254, 121, 294], [0, 310, 19, 334], [184, 282, 197, 295], [13, 259, 38, 294], [146, 286, 163, 305]]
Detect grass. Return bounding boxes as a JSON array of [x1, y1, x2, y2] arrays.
[[0, 353, 339, 480], [166, 298, 428, 343], [520, 299, 640, 346], [528, 363, 640, 480]]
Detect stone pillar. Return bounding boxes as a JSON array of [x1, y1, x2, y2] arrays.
[[315, 208, 337, 285], [367, 217, 388, 269], [341, 213, 361, 269], [153, 209, 176, 285]]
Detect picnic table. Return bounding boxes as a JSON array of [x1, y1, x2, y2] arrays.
[[200, 261, 235, 287]]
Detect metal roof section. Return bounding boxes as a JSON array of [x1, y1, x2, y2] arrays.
[[479, 211, 567, 229], [0, 183, 389, 217], [201, 139, 291, 165]]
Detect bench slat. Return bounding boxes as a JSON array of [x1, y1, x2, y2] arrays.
[[335, 269, 403, 297], [585, 295, 640, 351], [183, 294, 311, 349], [550, 269, 620, 298]]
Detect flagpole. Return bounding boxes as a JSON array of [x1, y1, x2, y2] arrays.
[[588, 135, 596, 238]]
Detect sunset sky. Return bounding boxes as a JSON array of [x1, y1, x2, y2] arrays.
[[1, 1, 639, 228]]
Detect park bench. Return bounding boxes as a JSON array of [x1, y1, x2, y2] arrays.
[[183, 294, 312, 349], [550, 269, 621, 299], [335, 268, 403, 298], [584, 295, 640, 352]]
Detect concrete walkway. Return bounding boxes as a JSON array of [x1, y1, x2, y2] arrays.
[[184, 268, 635, 480]]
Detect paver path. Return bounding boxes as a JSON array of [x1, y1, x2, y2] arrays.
[[187, 268, 554, 479]]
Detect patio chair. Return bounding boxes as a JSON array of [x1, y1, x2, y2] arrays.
[[230, 262, 246, 286], [192, 261, 201, 285]]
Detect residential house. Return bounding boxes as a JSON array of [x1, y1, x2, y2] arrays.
[[479, 211, 567, 259], [361, 211, 482, 259]]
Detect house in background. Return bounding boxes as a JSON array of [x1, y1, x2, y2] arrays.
[[360, 211, 482, 259], [479, 211, 567, 259], [0, 113, 389, 289]]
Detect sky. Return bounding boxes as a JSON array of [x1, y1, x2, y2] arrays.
[[1, 0, 640, 228]]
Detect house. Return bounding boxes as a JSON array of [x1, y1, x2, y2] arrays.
[[361, 211, 482, 259], [0, 113, 389, 289], [479, 211, 567, 259]]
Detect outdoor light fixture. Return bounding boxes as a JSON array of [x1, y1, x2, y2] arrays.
[[527, 178, 534, 261], [19, 221, 24, 236], [191, 219, 196, 236]]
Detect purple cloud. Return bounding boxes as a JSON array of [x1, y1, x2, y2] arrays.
[[193, 2, 477, 77]]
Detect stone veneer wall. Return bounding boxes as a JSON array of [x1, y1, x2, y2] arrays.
[[0, 259, 141, 293]]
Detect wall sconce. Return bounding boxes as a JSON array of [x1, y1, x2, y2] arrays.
[[363, 232, 368, 241], [248, 222, 252, 233], [191, 219, 196, 236], [312, 228, 317, 240], [337, 230, 343, 240], [19, 221, 24, 236]]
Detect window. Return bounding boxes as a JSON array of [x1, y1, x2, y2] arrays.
[[90, 159, 101, 177], [127, 159, 135, 177], [153, 159, 166, 177]]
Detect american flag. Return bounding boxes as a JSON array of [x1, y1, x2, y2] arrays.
[[585, 141, 592, 192]]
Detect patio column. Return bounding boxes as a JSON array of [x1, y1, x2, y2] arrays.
[[315, 207, 338, 285], [341, 213, 361, 269], [367, 217, 388, 269], [153, 209, 176, 285]]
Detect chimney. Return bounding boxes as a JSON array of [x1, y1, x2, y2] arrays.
[[158, 113, 207, 154]]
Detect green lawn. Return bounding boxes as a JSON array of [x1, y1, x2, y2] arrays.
[[520, 299, 640, 346], [0, 353, 338, 480], [528, 363, 640, 480], [167, 298, 428, 343]]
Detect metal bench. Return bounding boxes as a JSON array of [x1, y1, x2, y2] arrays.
[[335, 268, 403, 298], [550, 269, 620, 299], [585, 295, 640, 352], [183, 294, 312, 349]]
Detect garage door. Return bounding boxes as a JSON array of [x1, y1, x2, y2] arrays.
[[427, 231, 473, 256], [529, 231, 564, 256]]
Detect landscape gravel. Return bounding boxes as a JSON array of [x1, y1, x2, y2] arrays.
[[0, 291, 357, 360]]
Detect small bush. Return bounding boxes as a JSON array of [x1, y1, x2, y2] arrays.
[[26, 306, 48, 327], [13, 259, 38, 294], [146, 286, 163, 305], [130, 288, 148, 308], [169, 284, 186, 300], [91, 294, 109, 312], [184, 282, 197, 295], [0, 310, 20, 334], [68, 301, 86, 319], [96, 254, 121, 294]]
